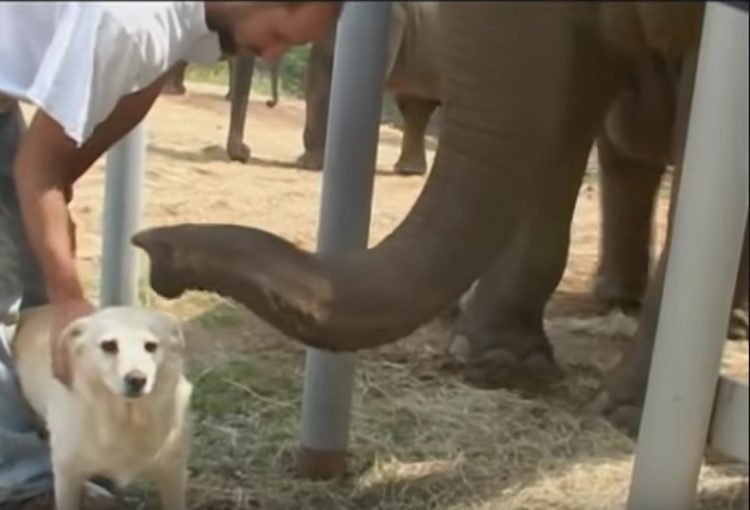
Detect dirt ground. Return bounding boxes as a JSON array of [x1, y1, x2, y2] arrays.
[[19, 82, 748, 509]]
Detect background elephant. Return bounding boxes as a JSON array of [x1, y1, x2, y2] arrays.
[[294, 1, 441, 176], [160, 57, 280, 163], [135, 3, 731, 436], [222, 2, 442, 174], [161, 58, 280, 106]]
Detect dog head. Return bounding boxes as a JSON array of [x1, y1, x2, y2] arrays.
[[60, 307, 185, 399]]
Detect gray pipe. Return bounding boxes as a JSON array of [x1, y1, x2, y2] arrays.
[[100, 122, 147, 307], [627, 4, 749, 508], [296, 1, 392, 479]]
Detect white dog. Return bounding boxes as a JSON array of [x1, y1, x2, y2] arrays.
[[10, 305, 192, 510]]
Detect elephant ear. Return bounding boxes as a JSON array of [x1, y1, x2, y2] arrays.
[[384, 2, 408, 82]]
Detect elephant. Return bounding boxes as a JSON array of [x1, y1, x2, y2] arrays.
[[293, 1, 442, 176], [219, 2, 443, 173], [133, 2, 741, 436], [160, 57, 280, 163]]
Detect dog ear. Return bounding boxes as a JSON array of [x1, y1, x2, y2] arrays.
[[53, 317, 89, 389], [149, 313, 185, 353]]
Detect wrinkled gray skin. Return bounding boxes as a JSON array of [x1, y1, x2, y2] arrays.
[[134, 3, 743, 437], [450, 53, 749, 358], [161, 57, 280, 163], [295, 2, 442, 176]]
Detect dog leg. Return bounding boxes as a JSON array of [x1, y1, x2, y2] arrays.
[[154, 458, 187, 510], [53, 462, 85, 510]]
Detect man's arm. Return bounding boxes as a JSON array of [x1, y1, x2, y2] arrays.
[[14, 74, 170, 306]]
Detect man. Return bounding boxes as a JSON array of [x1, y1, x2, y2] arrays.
[[0, 2, 341, 507]]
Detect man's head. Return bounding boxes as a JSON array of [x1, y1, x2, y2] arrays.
[[204, 2, 343, 62]]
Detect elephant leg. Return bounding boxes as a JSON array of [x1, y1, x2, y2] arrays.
[[591, 51, 699, 436], [728, 219, 748, 340], [593, 131, 666, 314], [393, 96, 439, 176], [266, 61, 280, 108], [593, 231, 672, 434], [224, 58, 234, 102], [296, 34, 335, 171], [162, 62, 188, 96], [225, 55, 256, 164], [597, 201, 747, 435], [450, 152, 591, 385]]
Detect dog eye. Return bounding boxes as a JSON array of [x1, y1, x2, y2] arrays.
[[144, 341, 158, 353], [100, 339, 119, 354]]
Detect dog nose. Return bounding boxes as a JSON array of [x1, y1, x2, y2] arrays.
[[124, 371, 148, 396]]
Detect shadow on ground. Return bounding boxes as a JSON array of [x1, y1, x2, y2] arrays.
[[150, 142, 434, 179]]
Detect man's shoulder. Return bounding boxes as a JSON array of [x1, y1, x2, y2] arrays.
[[93, 2, 218, 65], [96, 2, 208, 38]]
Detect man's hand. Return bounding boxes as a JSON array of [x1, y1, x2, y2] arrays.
[[51, 298, 97, 387]]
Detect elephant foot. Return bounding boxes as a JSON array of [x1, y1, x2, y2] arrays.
[[394, 156, 428, 176], [592, 274, 644, 315], [587, 387, 644, 438], [161, 83, 187, 96], [728, 307, 749, 341], [295, 151, 323, 171], [226, 137, 251, 163], [587, 346, 651, 437], [224, 91, 232, 102], [590, 306, 748, 437], [448, 322, 562, 390], [266, 98, 278, 108]]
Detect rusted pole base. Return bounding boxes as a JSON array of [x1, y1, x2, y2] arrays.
[[295, 1, 392, 482], [295, 446, 348, 480]]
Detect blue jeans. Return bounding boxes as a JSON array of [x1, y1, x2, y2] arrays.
[[0, 104, 52, 504]]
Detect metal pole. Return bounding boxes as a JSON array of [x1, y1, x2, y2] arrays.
[[627, 3, 748, 509], [99, 121, 147, 307], [296, 2, 392, 479]]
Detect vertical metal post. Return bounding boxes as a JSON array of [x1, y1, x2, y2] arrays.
[[296, 2, 392, 479], [627, 3, 748, 509], [99, 121, 147, 307]]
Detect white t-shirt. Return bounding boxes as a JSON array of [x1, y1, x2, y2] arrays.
[[0, 2, 222, 146]]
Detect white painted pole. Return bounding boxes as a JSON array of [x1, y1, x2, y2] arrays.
[[627, 3, 749, 509], [296, 2, 392, 479], [99, 121, 147, 307]]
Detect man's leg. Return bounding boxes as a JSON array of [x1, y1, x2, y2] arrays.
[[0, 104, 53, 505]]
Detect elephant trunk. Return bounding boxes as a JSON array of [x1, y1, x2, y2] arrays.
[[133, 136, 506, 349], [134, 4, 512, 350], [133, 3, 615, 351]]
